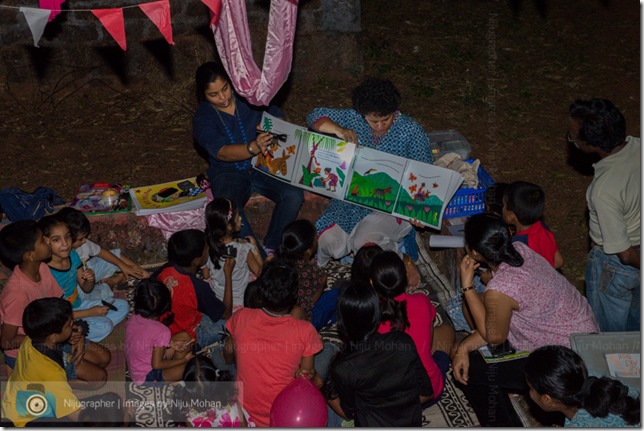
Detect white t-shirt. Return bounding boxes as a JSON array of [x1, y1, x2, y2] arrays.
[[206, 240, 256, 310], [75, 239, 102, 261]]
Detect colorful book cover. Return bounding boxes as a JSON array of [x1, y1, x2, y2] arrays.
[[70, 183, 131, 214], [129, 177, 207, 215]]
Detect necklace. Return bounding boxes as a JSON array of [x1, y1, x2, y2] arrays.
[[213, 97, 249, 171], [213, 101, 249, 146], [261, 307, 289, 318]]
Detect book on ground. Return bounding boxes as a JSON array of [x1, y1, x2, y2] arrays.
[[478, 344, 530, 363], [70, 183, 131, 214], [252, 113, 464, 230], [129, 177, 207, 216]]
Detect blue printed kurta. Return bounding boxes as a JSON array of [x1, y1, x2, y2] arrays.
[[307, 108, 433, 258]]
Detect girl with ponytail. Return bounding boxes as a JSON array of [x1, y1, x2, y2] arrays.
[[204, 198, 263, 312], [371, 251, 448, 406], [452, 213, 599, 427], [325, 282, 433, 427], [525, 345, 639, 427]]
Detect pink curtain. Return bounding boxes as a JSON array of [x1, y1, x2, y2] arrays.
[[211, 0, 298, 107]]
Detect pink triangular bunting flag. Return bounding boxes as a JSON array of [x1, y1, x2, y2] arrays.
[[200, 0, 222, 27], [39, 0, 64, 22], [92, 8, 127, 51], [139, 0, 174, 45], [20, 7, 51, 47]]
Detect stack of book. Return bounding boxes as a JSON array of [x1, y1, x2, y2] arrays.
[[129, 177, 208, 216]]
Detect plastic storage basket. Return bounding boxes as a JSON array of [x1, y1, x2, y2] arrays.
[[443, 160, 495, 219]]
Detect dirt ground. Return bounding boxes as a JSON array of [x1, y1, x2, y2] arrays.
[[0, 0, 639, 291]]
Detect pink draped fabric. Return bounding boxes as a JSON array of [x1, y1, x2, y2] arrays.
[[211, 0, 298, 106]]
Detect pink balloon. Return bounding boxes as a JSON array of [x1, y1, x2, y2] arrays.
[[270, 377, 328, 427]]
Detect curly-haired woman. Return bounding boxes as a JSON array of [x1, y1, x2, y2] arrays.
[[307, 78, 433, 273]]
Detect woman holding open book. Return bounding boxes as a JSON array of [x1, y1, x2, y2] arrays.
[[452, 213, 598, 426], [192, 61, 303, 257], [307, 78, 433, 276]]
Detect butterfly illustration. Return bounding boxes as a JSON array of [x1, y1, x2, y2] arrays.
[[287, 145, 296, 155], [409, 172, 417, 181], [408, 184, 418, 193], [433, 183, 439, 188]]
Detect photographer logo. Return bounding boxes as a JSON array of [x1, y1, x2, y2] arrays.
[[25, 394, 47, 416]]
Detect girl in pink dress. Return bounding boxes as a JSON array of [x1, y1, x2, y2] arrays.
[[176, 356, 255, 427]]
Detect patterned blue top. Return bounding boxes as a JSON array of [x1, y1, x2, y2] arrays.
[[566, 409, 638, 427], [192, 96, 282, 178], [307, 107, 433, 258]]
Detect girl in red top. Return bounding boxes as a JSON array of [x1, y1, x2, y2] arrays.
[[371, 251, 449, 405]]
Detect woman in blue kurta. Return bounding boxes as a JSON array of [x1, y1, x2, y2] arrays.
[[192, 62, 304, 256], [306, 78, 433, 268]]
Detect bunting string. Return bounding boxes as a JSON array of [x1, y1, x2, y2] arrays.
[[1, 0, 222, 50]]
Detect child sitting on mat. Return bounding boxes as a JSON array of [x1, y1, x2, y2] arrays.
[[125, 279, 194, 384], [174, 356, 255, 427], [277, 219, 327, 322], [1, 298, 113, 426], [204, 198, 262, 312], [57, 207, 150, 301], [223, 260, 322, 427], [155, 229, 232, 349], [39, 215, 129, 343]]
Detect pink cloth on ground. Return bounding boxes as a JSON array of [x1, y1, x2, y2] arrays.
[[125, 314, 171, 384], [144, 193, 212, 240], [0, 263, 64, 359], [378, 292, 444, 399], [226, 308, 323, 427], [487, 242, 599, 351]]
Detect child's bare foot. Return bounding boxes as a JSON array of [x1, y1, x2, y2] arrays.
[[102, 273, 127, 289], [403, 254, 421, 291]]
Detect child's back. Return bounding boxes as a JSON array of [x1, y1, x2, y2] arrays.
[[227, 307, 321, 426], [125, 279, 194, 384], [177, 355, 254, 426], [328, 282, 432, 427], [224, 261, 322, 426], [278, 219, 327, 321], [205, 199, 262, 312], [206, 240, 255, 311]]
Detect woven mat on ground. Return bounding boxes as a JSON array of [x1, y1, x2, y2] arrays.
[[124, 367, 478, 428]]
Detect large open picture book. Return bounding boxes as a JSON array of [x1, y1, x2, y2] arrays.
[[252, 113, 464, 229]]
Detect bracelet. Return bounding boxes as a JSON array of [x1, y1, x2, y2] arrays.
[[247, 141, 259, 156], [461, 285, 475, 293]]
